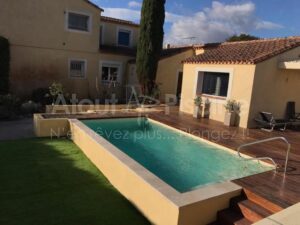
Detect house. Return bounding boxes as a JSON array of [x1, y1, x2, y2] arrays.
[[180, 37, 300, 128], [0, 0, 194, 104], [0, 0, 139, 101]]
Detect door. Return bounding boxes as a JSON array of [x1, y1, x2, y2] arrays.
[[176, 71, 183, 103]]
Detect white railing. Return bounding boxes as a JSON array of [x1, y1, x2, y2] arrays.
[[237, 137, 291, 174]]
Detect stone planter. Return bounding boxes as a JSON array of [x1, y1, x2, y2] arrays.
[[224, 111, 236, 126], [193, 106, 202, 119]]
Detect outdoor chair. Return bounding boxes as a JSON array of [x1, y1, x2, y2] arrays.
[[255, 112, 290, 132]]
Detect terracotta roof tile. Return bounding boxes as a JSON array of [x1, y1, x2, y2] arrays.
[[184, 36, 300, 65], [101, 16, 140, 27]]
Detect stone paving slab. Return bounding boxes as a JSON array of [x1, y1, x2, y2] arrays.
[[0, 118, 34, 141]]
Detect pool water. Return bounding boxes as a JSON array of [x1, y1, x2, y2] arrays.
[[83, 118, 273, 193]]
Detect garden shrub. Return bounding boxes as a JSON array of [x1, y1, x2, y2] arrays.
[[32, 88, 52, 105], [0, 36, 10, 94]]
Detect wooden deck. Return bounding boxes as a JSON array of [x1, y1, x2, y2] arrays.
[[148, 111, 300, 209]]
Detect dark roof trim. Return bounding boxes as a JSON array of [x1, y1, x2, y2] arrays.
[[101, 16, 140, 27], [100, 45, 137, 57], [127, 46, 194, 64], [84, 0, 104, 12], [160, 46, 193, 59]]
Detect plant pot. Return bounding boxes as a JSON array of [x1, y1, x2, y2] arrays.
[[224, 111, 236, 126], [202, 104, 210, 118], [193, 106, 202, 119]]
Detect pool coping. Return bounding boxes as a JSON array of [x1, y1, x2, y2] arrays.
[[71, 118, 243, 206]]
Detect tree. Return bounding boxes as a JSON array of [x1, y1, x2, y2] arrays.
[[136, 0, 166, 96], [227, 34, 259, 42], [0, 36, 10, 94]]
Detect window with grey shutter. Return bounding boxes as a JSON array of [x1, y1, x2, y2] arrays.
[[68, 13, 90, 32]]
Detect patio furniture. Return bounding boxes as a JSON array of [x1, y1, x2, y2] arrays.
[[255, 112, 290, 132], [286, 101, 300, 121]]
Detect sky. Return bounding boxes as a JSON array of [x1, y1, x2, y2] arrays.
[[91, 0, 300, 45]]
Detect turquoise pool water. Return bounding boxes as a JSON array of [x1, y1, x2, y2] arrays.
[[83, 118, 272, 193]]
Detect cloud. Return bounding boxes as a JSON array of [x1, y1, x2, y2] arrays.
[[256, 21, 283, 30], [101, 1, 283, 45], [165, 1, 283, 45], [128, 1, 142, 9]]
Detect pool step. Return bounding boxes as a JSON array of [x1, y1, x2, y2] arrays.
[[216, 209, 252, 225], [208, 190, 277, 225], [243, 188, 283, 214]]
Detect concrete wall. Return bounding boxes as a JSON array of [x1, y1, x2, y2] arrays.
[[180, 63, 256, 128], [156, 49, 194, 102], [34, 114, 69, 137], [101, 21, 139, 48], [249, 47, 300, 127]]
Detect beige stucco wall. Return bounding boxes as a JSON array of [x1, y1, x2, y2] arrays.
[[180, 63, 256, 128], [156, 49, 194, 102], [101, 21, 139, 48], [9, 45, 100, 98], [0, 0, 102, 98], [249, 47, 300, 127], [0, 0, 101, 52]]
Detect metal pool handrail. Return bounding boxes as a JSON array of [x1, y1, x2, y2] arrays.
[[237, 137, 291, 174]]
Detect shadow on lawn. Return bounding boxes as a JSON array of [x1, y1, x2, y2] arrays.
[[0, 138, 150, 225]]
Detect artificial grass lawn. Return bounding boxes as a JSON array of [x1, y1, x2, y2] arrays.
[[0, 138, 150, 225]]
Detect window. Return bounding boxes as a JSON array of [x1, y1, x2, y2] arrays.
[[67, 12, 90, 32], [118, 29, 131, 47], [202, 72, 229, 97], [101, 62, 121, 84], [69, 60, 86, 78]]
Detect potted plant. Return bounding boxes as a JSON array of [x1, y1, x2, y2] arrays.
[[193, 96, 202, 119], [202, 98, 211, 118], [224, 100, 241, 126]]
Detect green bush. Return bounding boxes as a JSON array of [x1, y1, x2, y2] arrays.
[[32, 88, 52, 105], [0, 36, 10, 94], [21, 101, 40, 115]]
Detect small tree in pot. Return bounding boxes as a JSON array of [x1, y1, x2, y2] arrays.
[[193, 96, 202, 119], [224, 100, 241, 126]]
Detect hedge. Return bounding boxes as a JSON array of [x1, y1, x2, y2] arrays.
[[0, 36, 10, 94]]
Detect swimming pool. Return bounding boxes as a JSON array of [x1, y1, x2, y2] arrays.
[[83, 117, 272, 193]]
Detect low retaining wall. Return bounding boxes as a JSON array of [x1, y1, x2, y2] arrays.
[[70, 119, 242, 225], [45, 105, 131, 114], [34, 114, 69, 138]]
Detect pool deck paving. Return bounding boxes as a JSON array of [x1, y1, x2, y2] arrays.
[[0, 118, 34, 140]]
